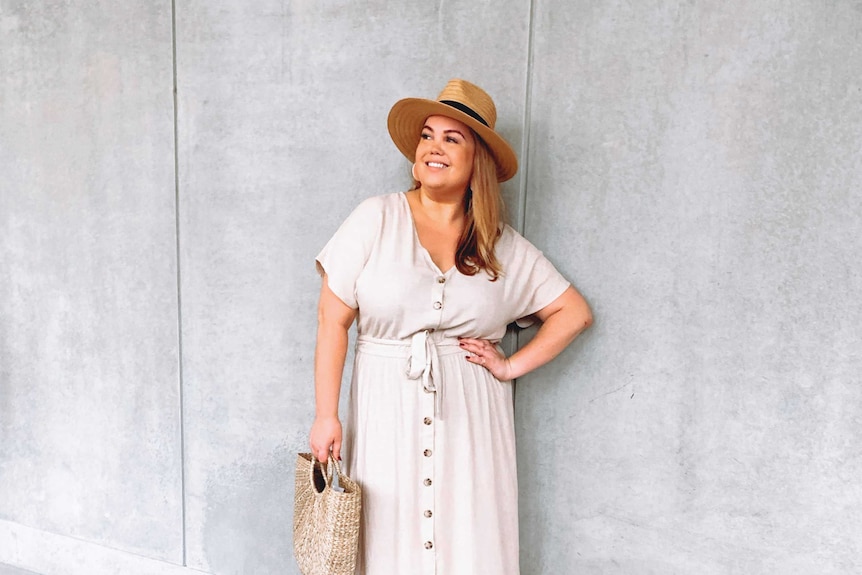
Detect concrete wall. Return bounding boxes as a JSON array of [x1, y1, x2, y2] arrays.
[[1, 1, 860, 574], [0, 0, 183, 565], [516, 1, 862, 574]]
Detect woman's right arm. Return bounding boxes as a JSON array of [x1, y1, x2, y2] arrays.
[[309, 274, 357, 462]]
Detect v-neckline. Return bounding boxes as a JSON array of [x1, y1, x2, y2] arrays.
[[401, 192, 457, 276]]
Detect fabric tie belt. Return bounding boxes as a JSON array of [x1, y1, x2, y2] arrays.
[[356, 331, 462, 419]]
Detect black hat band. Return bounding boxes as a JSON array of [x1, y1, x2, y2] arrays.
[[440, 100, 489, 128]]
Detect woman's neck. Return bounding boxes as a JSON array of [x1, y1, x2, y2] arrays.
[[414, 186, 466, 225]]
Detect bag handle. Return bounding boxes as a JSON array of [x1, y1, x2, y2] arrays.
[[309, 453, 342, 492]]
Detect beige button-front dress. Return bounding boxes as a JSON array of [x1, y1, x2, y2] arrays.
[[316, 192, 570, 575]]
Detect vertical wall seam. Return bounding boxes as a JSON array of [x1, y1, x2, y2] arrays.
[[513, 0, 538, 399], [517, 0, 537, 237], [170, 0, 188, 566]]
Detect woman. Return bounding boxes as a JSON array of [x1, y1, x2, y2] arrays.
[[310, 79, 592, 574]]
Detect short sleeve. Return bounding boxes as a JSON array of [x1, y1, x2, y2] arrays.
[[315, 197, 383, 309], [499, 227, 571, 327]]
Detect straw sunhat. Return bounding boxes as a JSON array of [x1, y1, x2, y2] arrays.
[[387, 79, 518, 182]]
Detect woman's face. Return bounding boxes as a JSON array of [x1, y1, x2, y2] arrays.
[[414, 115, 476, 194]]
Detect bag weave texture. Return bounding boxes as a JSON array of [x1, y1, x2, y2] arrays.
[[293, 453, 362, 575]]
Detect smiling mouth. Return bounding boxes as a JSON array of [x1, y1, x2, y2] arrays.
[[426, 162, 448, 168]]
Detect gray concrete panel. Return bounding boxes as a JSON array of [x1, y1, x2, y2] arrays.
[[0, 518, 206, 575], [0, 564, 39, 575], [0, 1, 182, 563], [517, 1, 862, 573], [174, 2, 530, 572]]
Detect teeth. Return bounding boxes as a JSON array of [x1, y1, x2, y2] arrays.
[[427, 162, 447, 168]]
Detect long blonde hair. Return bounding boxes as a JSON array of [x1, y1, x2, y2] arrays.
[[458, 138, 504, 280]]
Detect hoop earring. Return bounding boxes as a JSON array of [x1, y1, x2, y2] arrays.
[[412, 162, 419, 181]]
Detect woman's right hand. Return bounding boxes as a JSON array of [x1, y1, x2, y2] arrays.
[[309, 415, 342, 462]]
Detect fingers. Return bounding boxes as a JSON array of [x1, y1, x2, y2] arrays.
[[460, 338, 512, 380], [466, 353, 499, 369], [459, 338, 502, 365], [311, 439, 343, 462], [458, 338, 496, 357], [309, 416, 343, 462], [460, 338, 499, 358]]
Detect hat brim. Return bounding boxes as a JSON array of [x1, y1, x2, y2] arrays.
[[387, 98, 518, 183]]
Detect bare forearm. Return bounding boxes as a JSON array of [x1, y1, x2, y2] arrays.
[[309, 276, 356, 461], [507, 292, 592, 380], [314, 321, 349, 418]]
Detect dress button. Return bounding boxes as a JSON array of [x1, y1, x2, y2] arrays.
[[425, 541, 433, 549], [424, 449, 432, 457], [424, 510, 433, 518], [433, 301, 442, 310], [423, 417, 432, 425], [437, 276, 446, 284], [424, 478, 432, 486]]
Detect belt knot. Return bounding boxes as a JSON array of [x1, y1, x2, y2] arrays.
[[406, 330, 449, 418]]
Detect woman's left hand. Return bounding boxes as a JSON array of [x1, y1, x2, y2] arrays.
[[459, 337, 513, 381]]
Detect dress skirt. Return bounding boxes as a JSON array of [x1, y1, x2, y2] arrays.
[[344, 332, 520, 575]]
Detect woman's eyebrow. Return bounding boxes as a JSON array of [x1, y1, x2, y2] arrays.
[[422, 125, 465, 138]]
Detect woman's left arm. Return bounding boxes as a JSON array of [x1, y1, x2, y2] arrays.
[[460, 286, 593, 381]]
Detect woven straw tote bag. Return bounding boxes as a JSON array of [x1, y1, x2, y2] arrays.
[[293, 453, 362, 575]]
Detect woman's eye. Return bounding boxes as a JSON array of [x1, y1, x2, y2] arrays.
[[446, 136, 458, 143], [421, 132, 432, 140]]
